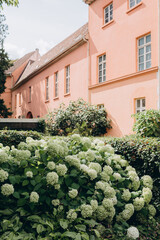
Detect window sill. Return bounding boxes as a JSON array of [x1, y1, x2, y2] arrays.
[[102, 19, 114, 29], [53, 97, 59, 100], [45, 99, 50, 103], [126, 2, 143, 14], [64, 93, 70, 97]]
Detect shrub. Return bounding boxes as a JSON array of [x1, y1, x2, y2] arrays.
[[0, 135, 158, 239], [0, 130, 42, 147], [45, 99, 112, 136], [37, 119, 46, 133], [132, 109, 160, 137], [107, 135, 160, 212]]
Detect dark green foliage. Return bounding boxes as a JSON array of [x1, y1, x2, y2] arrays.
[[37, 119, 46, 133], [133, 109, 160, 137], [45, 99, 112, 136], [0, 130, 42, 147], [107, 135, 160, 212]]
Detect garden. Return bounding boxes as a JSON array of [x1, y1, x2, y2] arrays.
[[0, 100, 159, 240]]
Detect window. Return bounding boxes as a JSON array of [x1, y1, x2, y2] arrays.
[[29, 86, 31, 102], [15, 95, 17, 108], [135, 98, 145, 113], [19, 93, 21, 106], [55, 72, 58, 98], [104, 2, 113, 24], [65, 65, 70, 94], [98, 54, 106, 83], [46, 77, 49, 101], [129, 0, 141, 8], [138, 34, 151, 71], [97, 104, 104, 109]]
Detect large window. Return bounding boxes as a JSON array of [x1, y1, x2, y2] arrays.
[[46, 77, 49, 101], [138, 34, 151, 71], [129, 0, 141, 8], [135, 98, 145, 113], [65, 65, 70, 94], [55, 72, 58, 98], [104, 2, 113, 24], [98, 54, 106, 83], [29, 86, 31, 103]]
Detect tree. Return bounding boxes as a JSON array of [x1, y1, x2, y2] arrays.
[[0, 0, 19, 8]]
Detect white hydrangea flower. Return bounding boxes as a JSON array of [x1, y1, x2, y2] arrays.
[[78, 151, 86, 159], [26, 171, 33, 178], [81, 204, 93, 218], [86, 149, 95, 162], [88, 169, 97, 180], [67, 209, 77, 221], [56, 164, 67, 176], [97, 205, 109, 221], [121, 189, 131, 202], [80, 164, 89, 173], [127, 226, 139, 239], [141, 175, 153, 190], [113, 172, 121, 181], [90, 200, 98, 211], [120, 159, 128, 167], [103, 166, 113, 175], [105, 144, 114, 154], [121, 204, 134, 221], [52, 199, 60, 206], [148, 204, 156, 216], [81, 137, 91, 149], [68, 189, 78, 198], [1, 184, 14, 196], [47, 162, 56, 170], [0, 169, 9, 182], [126, 166, 136, 172], [58, 205, 64, 212], [109, 196, 117, 205], [104, 187, 116, 198], [102, 198, 113, 210], [100, 171, 110, 182], [65, 155, 80, 168], [89, 162, 102, 173], [54, 184, 60, 190], [133, 197, 145, 211], [71, 134, 81, 142], [0, 150, 8, 163], [46, 172, 59, 186], [30, 192, 39, 203], [95, 181, 105, 191], [142, 187, 152, 204]]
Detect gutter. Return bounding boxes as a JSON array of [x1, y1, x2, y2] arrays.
[[12, 38, 87, 91]]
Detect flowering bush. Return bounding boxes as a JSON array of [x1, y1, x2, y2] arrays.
[[0, 135, 157, 239]]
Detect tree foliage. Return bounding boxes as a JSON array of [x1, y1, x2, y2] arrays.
[[0, 0, 19, 8]]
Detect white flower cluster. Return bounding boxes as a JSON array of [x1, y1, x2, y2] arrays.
[[142, 175, 153, 189], [133, 197, 144, 211], [148, 204, 156, 217], [127, 226, 139, 239], [56, 164, 67, 176], [52, 199, 60, 206], [46, 172, 59, 186], [47, 162, 55, 170], [0, 150, 8, 163], [121, 189, 131, 202], [68, 189, 78, 199], [67, 209, 77, 221], [26, 171, 33, 178], [118, 204, 134, 221], [30, 192, 39, 203], [81, 204, 93, 218], [90, 200, 98, 211], [142, 187, 152, 204], [1, 184, 14, 196], [0, 169, 9, 182], [89, 163, 102, 174], [65, 155, 80, 169]]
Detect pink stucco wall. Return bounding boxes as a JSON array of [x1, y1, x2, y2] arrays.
[[12, 43, 88, 118]]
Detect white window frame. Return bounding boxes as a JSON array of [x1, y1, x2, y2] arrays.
[[104, 2, 113, 24], [98, 54, 106, 83], [129, 0, 141, 9], [55, 72, 58, 98], [135, 98, 146, 113], [138, 34, 151, 71], [46, 77, 49, 101], [65, 65, 70, 94]]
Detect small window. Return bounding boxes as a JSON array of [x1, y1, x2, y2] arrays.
[[46, 77, 49, 101], [29, 86, 31, 102], [98, 54, 106, 83], [135, 98, 145, 113], [129, 0, 141, 8], [65, 65, 70, 94], [138, 34, 151, 71], [97, 104, 104, 109], [55, 72, 58, 98], [104, 2, 113, 24], [19, 93, 21, 106]]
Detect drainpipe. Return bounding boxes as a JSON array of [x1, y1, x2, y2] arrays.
[[83, 35, 90, 103], [158, 0, 160, 109]]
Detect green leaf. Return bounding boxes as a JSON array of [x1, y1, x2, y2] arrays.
[[35, 175, 42, 183], [17, 198, 26, 207], [75, 224, 86, 232], [13, 192, 20, 199], [57, 190, 65, 198], [60, 219, 69, 229], [76, 233, 81, 240], [93, 229, 100, 238], [30, 180, 36, 186], [81, 233, 89, 240], [71, 183, 80, 189], [9, 176, 16, 184], [0, 209, 13, 215], [22, 180, 29, 186], [36, 224, 46, 234], [27, 215, 42, 223], [62, 231, 77, 239]]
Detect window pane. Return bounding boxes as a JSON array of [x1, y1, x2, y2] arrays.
[[139, 37, 144, 46], [103, 76, 106, 82], [105, 7, 109, 13], [110, 4, 113, 10], [103, 55, 106, 60], [99, 77, 102, 82], [142, 99, 145, 107], [99, 56, 102, 63], [146, 61, 151, 69], [139, 63, 144, 71], [137, 99, 140, 108], [136, 0, 141, 4], [146, 53, 151, 61], [99, 71, 102, 77], [139, 56, 144, 63], [130, 0, 135, 8], [146, 45, 151, 53], [99, 64, 102, 70], [139, 48, 144, 55], [146, 34, 151, 43], [136, 110, 140, 113]]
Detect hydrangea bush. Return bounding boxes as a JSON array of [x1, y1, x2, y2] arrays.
[[0, 135, 157, 239]]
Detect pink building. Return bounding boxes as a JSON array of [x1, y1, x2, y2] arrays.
[[3, 0, 160, 136]]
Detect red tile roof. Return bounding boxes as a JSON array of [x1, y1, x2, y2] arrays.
[[14, 23, 88, 89]]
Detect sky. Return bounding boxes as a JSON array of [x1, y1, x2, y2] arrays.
[[2, 0, 88, 60]]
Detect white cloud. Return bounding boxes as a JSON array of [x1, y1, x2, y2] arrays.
[[35, 39, 54, 56], [4, 42, 27, 60]]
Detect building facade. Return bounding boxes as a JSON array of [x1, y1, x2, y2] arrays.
[[3, 0, 160, 136]]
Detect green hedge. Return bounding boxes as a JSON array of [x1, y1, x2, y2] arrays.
[[107, 136, 160, 212], [0, 130, 42, 147]]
